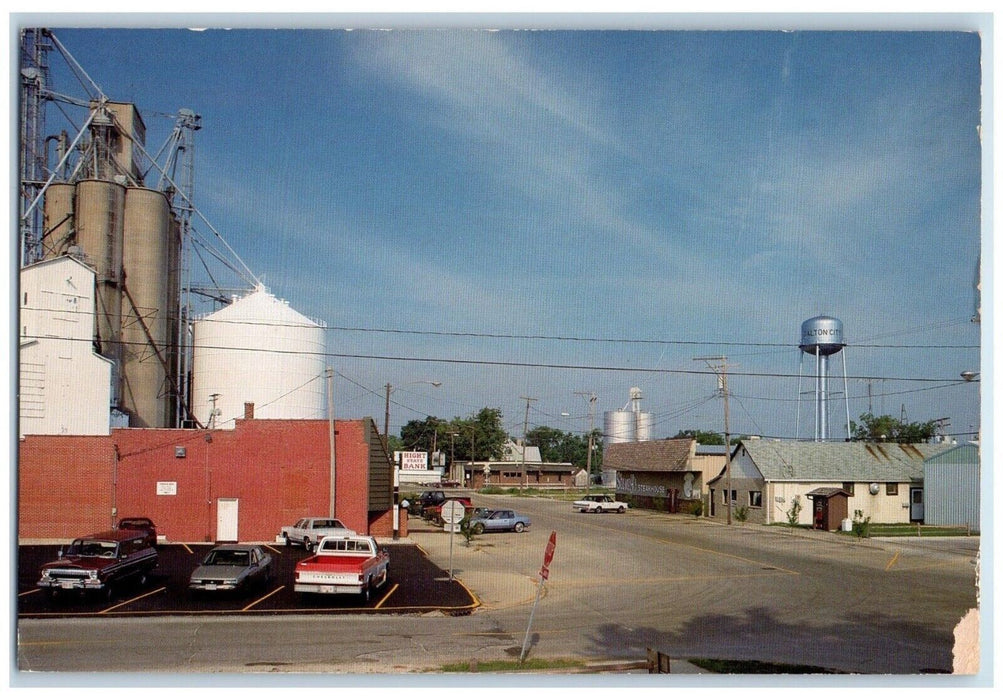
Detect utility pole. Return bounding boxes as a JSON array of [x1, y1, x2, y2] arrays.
[[384, 383, 392, 452], [520, 397, 536, 492], [695, 356, 732, 525], [575, 391, 597, 495], [327, 367, 336, 518]]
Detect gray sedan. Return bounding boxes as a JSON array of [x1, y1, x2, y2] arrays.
[[189, 544, 274, 593]]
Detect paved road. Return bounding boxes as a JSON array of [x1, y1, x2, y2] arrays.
[[15, 492, 979, 677]]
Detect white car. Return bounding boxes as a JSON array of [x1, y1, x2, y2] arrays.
[[573, 494, 628, 513]]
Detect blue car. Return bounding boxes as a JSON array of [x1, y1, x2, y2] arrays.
[[468, 509, 531, 534]]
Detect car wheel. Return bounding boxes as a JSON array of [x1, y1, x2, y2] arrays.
[[595, 506, 603, 514], [579, 508, 587, 513], [284, 534, 291, 547], [514, 522, 525, 533], [363, 579, 371, 602], [473, 523, 485, 535], [138, 571, 148, 587], [304, 538, 313, 553], [618, 506, 626, 513]]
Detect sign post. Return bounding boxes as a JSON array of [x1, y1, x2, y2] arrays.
[[440, 500, 465, 582], [519, 530, 557, 663]]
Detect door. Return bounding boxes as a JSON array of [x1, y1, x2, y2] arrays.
[[216, 498, 239, 542], [909, 488, 924, 522]]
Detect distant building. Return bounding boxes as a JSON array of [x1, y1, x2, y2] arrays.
[[459, 440, 577, 489], [707, 440, 956, 527], [604, 438, 724, 512]]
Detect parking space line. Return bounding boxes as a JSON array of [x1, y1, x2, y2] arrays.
[[885, 551, 901, 571], [373, 583, 399, 609], [18, 588, 42, 598], [242, 585, 285, 611], [100, 586, 167, 613], [179, 543, 193, 554]]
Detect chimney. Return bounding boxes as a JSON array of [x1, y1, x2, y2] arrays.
[[244, 402, 255, 420]]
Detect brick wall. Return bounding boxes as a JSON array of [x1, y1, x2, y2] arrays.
[[18, 435, 117, 538], [18, 418, 386, 543]]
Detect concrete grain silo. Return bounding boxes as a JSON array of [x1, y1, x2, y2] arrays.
[[191, 287, 327, 429], [41, 182, 75, 258], [120, 187, 177, 427], [74, 178, 126, 360]]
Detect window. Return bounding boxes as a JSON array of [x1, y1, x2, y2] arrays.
[[749, 491, 763, 508], [842, 482, 855, 496], [722, 490, 737, 504], [886, 483, 898, 496]]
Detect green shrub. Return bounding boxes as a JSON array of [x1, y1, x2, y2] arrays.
[[851, 509, 872, 538], [785, 496, 802, 527], [734, 505, 749, 523]]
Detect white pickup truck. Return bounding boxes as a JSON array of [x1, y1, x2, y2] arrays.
[[280, 517, 355, 552], [293, 535, 390, 601]]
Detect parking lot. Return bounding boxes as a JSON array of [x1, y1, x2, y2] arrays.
[[17, 540, 477, 617], [16, 495, 981, 674]]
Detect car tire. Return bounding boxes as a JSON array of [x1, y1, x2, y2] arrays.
[[514, 522, 525, 533], [363, 579, 371, 602], [473, 523, 485, 535], [618, 506, 626, 513], [595, 506, 603, 514], [304, 538, 313, 553], [138, 571, 148, 587], [284, 534, 291, 547]]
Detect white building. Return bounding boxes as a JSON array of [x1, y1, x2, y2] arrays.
[[19, 256, 113, 437], [707, 439, 956, 526]]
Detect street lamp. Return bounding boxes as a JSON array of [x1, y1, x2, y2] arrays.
[[384, 380, 442, 449], [574, 392, 597, 495]]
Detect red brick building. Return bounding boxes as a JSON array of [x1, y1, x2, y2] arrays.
[[18, 416, 399, 542]]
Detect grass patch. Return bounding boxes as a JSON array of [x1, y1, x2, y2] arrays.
[[690, 658, 841, 674], [440, 658, 585, 673]]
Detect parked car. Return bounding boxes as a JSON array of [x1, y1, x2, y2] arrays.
[[116, 516, 158, 547], [280, 517, 355, 552], [189, 544, 274, 594], [37, 529, 158, 600], [468, 509, 531, 534], [573, 494, 628, 514], [294, 534, 390, 601]]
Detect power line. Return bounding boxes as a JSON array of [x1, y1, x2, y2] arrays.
[[17, 305, 979, 350], [19, 332, 975, 384]]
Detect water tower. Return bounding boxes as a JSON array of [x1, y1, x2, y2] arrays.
[[797, 316, 851, 441]]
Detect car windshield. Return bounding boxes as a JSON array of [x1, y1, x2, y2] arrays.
[[205, 550, 250, 567], [77, 540, 117, 558]]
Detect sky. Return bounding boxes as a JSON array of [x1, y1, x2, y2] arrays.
[[17, 17, 986, 445]]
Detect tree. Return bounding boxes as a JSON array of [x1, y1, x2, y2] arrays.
[[398, 408, 509, 466], [671, 429, 746, 446], [850, 412, 937, 443], [672, 429, 724, 445]]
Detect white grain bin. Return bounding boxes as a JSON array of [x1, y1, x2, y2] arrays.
[[191, 286, 327, 429]]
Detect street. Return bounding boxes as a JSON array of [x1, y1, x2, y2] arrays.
[[16, 492, 979, 677]]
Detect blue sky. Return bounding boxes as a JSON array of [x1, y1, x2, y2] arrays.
[[32, 22, 984, 443]]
